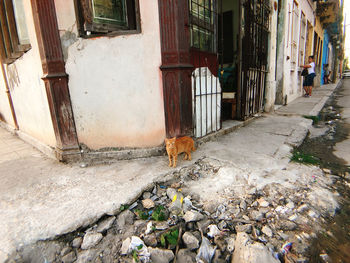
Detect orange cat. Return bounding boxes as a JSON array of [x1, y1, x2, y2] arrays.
[[165, 136, 196, 168]]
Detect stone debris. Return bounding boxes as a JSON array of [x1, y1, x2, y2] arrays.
[[183, 210, 204, 223], [8, 158, 341, 263], [81, 232, 103, 250], [149, 247, 174, 263], [176, 248, 196, 263], [142, 198, 155, 209], [61, 251, 76, 263], [96, 216, 116, 233], [261, 225, 273, 237], [232, 233, 280, 263], [257, 198, 270, 207], [182, 232, 200, 250], [297, 204, 308, 213]]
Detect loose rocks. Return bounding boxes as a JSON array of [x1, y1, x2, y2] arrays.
[[96, 216, 116, 233], [261, 226, 273, 237], [149, 248, 174, 263], [81, 232, 103, 250], [183, 210, 204, 223], [72, 237, 83, 248], [182, 232, 199, 250], [176, 249, 196, 263], [231, 232, 280, 263]]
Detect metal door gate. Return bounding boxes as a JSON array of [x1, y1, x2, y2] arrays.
[[241, 0, 270, 119], [189, 0, 222, 138]]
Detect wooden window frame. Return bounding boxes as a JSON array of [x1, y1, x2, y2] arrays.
[[0, 0, 31, 64], [74, 0, 141, 38]]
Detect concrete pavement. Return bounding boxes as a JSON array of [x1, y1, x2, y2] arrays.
[[0, 82, 339, 261], [333, 79, 350, 165]]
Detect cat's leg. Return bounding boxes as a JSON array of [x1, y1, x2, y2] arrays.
[[187, 151, 192, 160], [173, 155, 177, 167], [183, 153, 188, 160], [168, 155, 172, 167]]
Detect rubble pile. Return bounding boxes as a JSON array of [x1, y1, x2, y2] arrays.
[[7, 160, 340, 263]]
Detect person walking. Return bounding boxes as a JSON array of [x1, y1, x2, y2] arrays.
[[301, 56, 316, 97]]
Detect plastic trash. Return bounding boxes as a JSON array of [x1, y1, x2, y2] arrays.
[[196, 236, 217, 263], [207, 225, 221, 238], [319, 252, 331, 263], [128, 236, 150, 263], [145, 221, 153, 235], [274, 242, 293, 261], [183, 196, 193, 212], [129, 202, 138, 210], [169, 191, 184, 215]]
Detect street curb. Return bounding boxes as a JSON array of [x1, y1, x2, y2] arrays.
[[309, 80, 342, 116]]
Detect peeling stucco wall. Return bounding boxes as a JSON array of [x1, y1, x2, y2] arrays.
[[54, 0, 165, 150], [264, 0, 278, 112], [0, 1, 56, 146], [276, 0, 315, 105]]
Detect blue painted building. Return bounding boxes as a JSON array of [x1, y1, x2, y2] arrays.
[[321, 30, 331, 85]]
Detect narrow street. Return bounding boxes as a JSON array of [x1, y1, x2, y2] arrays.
[[297, 79, 350, 262], [1, 82, 349, 263]]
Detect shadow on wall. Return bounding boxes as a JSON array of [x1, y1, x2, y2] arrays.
[[0, 112, 4, 122]]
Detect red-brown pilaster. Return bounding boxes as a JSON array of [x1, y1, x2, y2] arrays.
[[158, 0, 193, 138], [31, 0, 80, 161]]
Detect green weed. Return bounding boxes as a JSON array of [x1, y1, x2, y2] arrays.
[[303, 115, 320, 124], [120, 204, 129, 211], [161, 228, 179, 247], [152, 205, 166, 221], [291, 150, 320, 165], [134, 209, 149, 220]]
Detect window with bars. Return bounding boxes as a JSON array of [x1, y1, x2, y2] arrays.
[[189, 0, 217, 53], [298, 13, 306, 66], [0, 0, 31, 64], [76, 0, 139, 36], [290, 1, 299, 65]]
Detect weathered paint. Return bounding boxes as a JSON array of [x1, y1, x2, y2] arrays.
[[264, 0, 278, 112], [0, 0, 56, 146], [313, 16, 324, 87], [276, 0, 316, 105], [54, 0, 165, 149], [321, 29, 330, 85]]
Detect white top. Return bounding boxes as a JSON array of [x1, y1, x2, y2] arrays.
[[308, 62, 315, 74]]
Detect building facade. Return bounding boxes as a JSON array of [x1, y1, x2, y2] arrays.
[[0, 0, 343, 162]]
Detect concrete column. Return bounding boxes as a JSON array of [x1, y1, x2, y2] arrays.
[[275, 0, 287, 105], [264, 0, 279, 112]]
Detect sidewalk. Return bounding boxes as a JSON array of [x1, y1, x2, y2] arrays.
[[0, 83, 339, 261]]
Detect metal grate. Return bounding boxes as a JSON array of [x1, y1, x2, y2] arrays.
[[189, 0, 222, 138], [241, 0, 270, 119]]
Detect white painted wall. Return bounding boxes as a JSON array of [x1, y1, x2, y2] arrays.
[[0, 71, 15, 127], [277, 0, 315, 104], [54, 0, 165, 149], [264, 0, 278, 112], [0, 1, 56, 147]]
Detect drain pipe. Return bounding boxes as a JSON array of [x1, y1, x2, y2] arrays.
[[1, 63, 19, 130]]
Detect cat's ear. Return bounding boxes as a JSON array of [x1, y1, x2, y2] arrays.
[[165, 138, 169, 143]]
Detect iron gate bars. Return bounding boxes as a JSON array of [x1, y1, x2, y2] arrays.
[[241, 0, 270, 119], [189, 0, 222, 138]]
